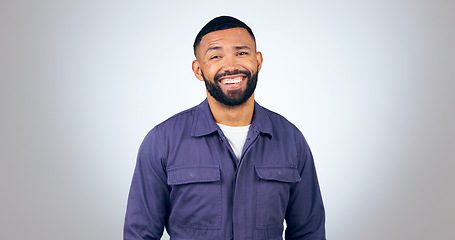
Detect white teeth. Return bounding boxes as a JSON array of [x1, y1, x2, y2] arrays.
[[222, 76, 243, 84]]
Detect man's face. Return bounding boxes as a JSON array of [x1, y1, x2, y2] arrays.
[[192, 28, 263, 107]]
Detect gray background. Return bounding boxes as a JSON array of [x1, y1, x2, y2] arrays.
[[1, 0, 454, 239]]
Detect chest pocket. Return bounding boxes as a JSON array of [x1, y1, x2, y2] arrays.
[[167, 165, 221, 230], [255, 165, 301, 229]]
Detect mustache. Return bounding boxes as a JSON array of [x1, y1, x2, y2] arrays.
[[214, 69, 251, 82]]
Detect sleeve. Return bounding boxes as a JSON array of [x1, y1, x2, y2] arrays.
[[285, 131, 326, 240], [124, 127, 170, 240]]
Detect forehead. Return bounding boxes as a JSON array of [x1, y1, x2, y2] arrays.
[[197, 28, 256, 54]]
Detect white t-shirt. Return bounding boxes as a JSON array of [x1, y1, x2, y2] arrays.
[[217, 123, 250, 160]]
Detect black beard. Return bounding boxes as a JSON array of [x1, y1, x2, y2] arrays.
[[202, 69, 258, 107]]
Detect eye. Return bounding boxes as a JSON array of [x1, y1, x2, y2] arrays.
[[238, 51, 248, 56], [210, 55, 220, 60]]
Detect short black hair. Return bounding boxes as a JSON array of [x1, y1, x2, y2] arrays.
[[193, 16, 255, 55]]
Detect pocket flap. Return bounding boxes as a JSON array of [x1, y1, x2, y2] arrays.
[[255, 165, 301, 183], [167, 165, 221, 185]]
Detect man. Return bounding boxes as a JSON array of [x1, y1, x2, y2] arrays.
[[124, 16, 325, 240]]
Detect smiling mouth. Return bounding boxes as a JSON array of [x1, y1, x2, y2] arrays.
[[219, 76, 245, 85]]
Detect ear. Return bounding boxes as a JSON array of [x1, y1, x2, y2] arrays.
[[256, 51, 263, 72], [192, 60, 204, 81]]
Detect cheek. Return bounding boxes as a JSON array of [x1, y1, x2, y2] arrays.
[[243, 58, 259, 69], [204, 65, 222, 79]]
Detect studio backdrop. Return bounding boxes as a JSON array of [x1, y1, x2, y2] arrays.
[[1, 0, 454, 239]]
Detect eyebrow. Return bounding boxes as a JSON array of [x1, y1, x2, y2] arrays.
[[234, 46, 251, 51], [205, 46, 221, 55]]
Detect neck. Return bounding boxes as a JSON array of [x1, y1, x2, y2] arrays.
[[207, 93, 255, 127]]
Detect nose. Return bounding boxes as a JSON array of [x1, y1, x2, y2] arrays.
[[221, 55, 238, 72]]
